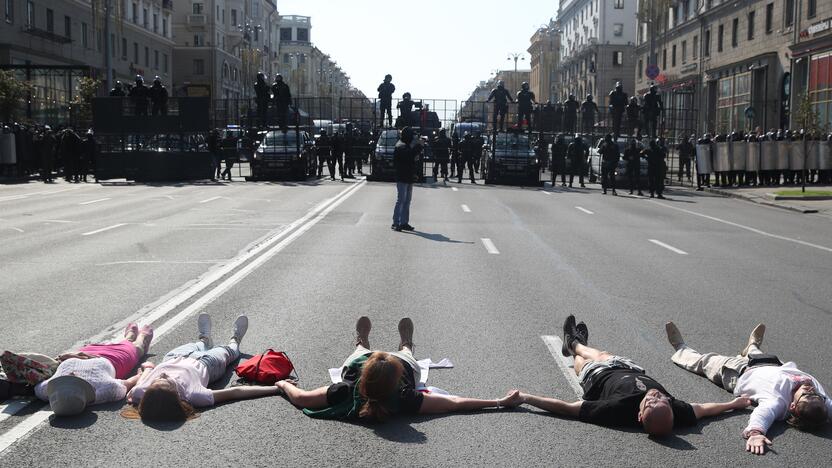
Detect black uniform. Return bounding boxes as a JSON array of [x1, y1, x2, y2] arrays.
[[396, 98, 419, 128], [459, 135, 479, 183], [551, 137, 568, 186], [109, 86, 126, 97], [644, 143, 666, 198], [207, 131, 221, 180], [450, 134, 460, 178], [567, 138, 588, 187], [315, 133, 331, 177], [329, 133, 346, 181], [517, 89, 536, 131], [59, 129, 82, 183], [643, 90, 663, 137], [626, 98, 641, 137], [431, 133, 451, 180], [623, 144, 643, 195], [378, 81, 395, 127], [83, 133, 96, 183], [580, 99, 599, 134], [563, 97, 579, 134], [272, 80, 292, 131], [677, 139, 694, 181], [599, 139, 621, 194], [608, 88, 628, 138], [534, 138, 549, 174], [128, 83, 150, 116], [39, 130, 57, 183], [254, 76, 271, 128], [487, 87, 513, 131], [149, 82, 168, 116]]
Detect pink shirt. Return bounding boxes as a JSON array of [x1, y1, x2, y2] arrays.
[[128, 357, 215, 407], [79, 340, 141, 379]]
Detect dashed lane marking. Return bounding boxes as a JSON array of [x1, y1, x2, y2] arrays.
[[199, 196, 224, 204], [461, 204, 471, 213], [7, 227, 24, 233], [451, 187, 459, 192], [541, 190, 551, 195], [81, 223, 127, 236], [541, 336, 584, 397], [648, 239, 689, 255], [575, 206, 594, 214], [78, 198, 111, 205], [480, 238, 500, 254]]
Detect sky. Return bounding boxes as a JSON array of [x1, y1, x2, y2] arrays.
[[276, 0, 559, 104]]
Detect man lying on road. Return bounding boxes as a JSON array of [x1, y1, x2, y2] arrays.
[[666, 322, 831, 455], [517, 315, 751, 437]]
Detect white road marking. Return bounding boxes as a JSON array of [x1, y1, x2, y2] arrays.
[[0, 181, 367, 454], [649, 239, 688, 255], [451, 187, 459, 192], [43, 219, 73, 224], [461, 204, 471, 213], [541, 336, 584, 397], [78, 197, 111, 205], [164, 195, 175, 200], [0, 400, 32, 424], [0, 195, 28, 202], [541, 190, 551, 196], [81, 223, 127, 236], [481, 238, 500, 254], [651, 200, 832, 254], [575, 206, 594, 214], [8, 227, 24, 233], [41, 187, 82, 195], [199, 196, 224, 204]]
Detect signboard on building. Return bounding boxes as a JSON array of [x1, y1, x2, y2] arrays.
[[800, 18, 832, 38]]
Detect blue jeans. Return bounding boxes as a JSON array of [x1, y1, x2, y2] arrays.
[[163, 341, 240, 383], [393, 182, 413, 226]]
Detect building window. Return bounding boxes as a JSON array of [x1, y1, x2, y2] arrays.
[[662, 48, 667, 69], [192, 3, 203, 15], [133, 42, 138, 63], [163, 53, 169, 73], [144, 46, 149, 67], [110, 33, 115, 57], [808, 0, 816, 19], [154, 50, 158, 69], [231, 9, 237, 26], [672, 44, 677, 67], [717, 73, 751, 132], [253, 28, 258, 42], [46, 8, 53, 32], [26, 0, 33, 28], [280, 28, 292, 41], [614, 0, 624, 9], [5, 0, 13, 24], [638, 58, 644, 80], [297, 28, 309, 42], [132, 3, 137, 23], [681, 40, 687, 64], [194, 34, 204, 46], [748, 11, 755, 40], [765, 3, 773, 33], [221, 9, 225, 24], [718, 24, 724, 52], [704, 29, 711, 56], [693, 35, 698, 60], [64, 15, 70, 38], [732, 18, 739, 47], [163, 18, 168, 36], [613, 51, 623, 67], [785, 0, 794, 28], [142, 8, 148, 28], [82, 22, 88, 48], [193, 59, 205, 75], [283, 53, 290, 64], [153, 13, 158, 33], [121, 38, 127, 59], [613, 23, 623, 37], [809, 52, 832, 127]]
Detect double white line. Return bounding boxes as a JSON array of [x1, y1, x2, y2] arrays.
[[0, 181, 366, 454]]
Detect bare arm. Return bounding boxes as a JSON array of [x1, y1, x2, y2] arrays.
[[519, 393, 583, 418], [212, 385, 281, 404], [692, 396, 752, 419], [276, 380, 330, 409], [419, 389, 522, 415]]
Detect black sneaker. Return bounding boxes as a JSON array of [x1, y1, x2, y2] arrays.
[[562, 315, 579, 357], [401, 224, 415, 231], [576, 322, 589, 345], [394, 225, 403, 232], [391, 224, 398, 230]]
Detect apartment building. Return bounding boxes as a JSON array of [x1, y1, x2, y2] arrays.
[[1, 0, 174, 121], [528, 21, 561, 103], [171, 0, 278, 100], [791, 0, 832, 128], [555, 0, 637, 104]]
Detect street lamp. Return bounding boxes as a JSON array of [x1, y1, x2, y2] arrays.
[[235, 22, 262, 101], [507, 52, 526, 72]]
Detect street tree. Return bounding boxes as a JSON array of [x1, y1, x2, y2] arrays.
[[0, 70, 34, 122], [793, 93, 831, 192]]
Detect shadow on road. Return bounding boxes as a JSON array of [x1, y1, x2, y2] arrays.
[[401, 231, 474, 244]]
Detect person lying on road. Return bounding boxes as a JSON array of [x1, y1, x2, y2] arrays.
[[666, 322, 831, 455], [28, 323, 155, 416], [123, 313, 279, 422], [276, 316, 522, 421], [517, 315, 752, 437]]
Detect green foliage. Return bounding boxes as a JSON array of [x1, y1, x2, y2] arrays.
[[0, 69, 34, 122], [794, 93, 830, 137], [71, 77, 102, 125]]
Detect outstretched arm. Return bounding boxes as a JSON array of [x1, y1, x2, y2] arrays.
[[419, 389, 522, 414], [212, 385, 281, 404], [519, 393, 583, 418], [692, 395, 752, 419], [275, 380, 329, 409]]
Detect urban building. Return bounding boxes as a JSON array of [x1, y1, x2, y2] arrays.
[[0, 0, 175, 122], [460, 70, 530, 126], [791, 0, 832, 129], [171, 0, 278, 100], [555, 0, 637, 104], [528, 20, 561, 103]]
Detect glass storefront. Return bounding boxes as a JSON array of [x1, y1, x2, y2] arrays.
[[809, 51, 832, 128], [716, 72, 751, 133]]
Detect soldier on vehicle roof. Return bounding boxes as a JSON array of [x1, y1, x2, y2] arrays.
[[516, 82, 536, 133], [580, 95, 599, 135], [608, 82, 628, 140], [254, 72, 271, 128], [378, 75, 395, 128], [643, 85, 663, 138], [149, 76, 169, 117], [128, 75, 150, 117], [562, 95, 579, 134], [487, 81, 513, 132], [272, 74, 292, 132]]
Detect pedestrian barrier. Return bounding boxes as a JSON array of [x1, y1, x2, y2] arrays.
[[760, 140, 777, 171], [776, 141, 791, 171], [746, 140, 761, 172]]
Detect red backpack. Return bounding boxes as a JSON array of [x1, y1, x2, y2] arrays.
[[235, 349, 296, 384]]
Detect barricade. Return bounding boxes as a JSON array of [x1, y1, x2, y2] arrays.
[[760, 140, 777, 170], [0, 131, 15, 165], [776, 141, 790, 170]]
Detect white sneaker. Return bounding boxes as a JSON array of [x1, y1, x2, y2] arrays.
[[232, 315, 248, 344], [198, 313, 213, 348]]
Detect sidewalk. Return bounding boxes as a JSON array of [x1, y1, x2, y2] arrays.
[[701, 184, 832, 215]]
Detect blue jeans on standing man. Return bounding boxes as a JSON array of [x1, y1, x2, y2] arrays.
[[393, 182, 413, 227]]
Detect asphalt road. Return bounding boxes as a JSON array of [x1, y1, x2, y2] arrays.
[[1, 175, 831, 467]]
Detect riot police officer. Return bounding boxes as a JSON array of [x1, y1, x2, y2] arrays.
[[149, 76, 168, 116], [624, 138, 643, 195], [315, 130, 331, 177], [271, 74, 292, 132], [553, 101, 564, 133], [109, 81, 126, 97], [459, 133, 478, 184], [696, 133, 714, 190], [580, 94, 598, 135], [599, 133, 620, 195], [487, 80, 513, 132], [643, 85, 663, 138], [567, 135, 588, 188], [562, 94, 579, 134], [128, 75, 150, 117], [254, 72, 271, 128], [396, 92, 421, 128], [516, 82, 536, 132], [676, 136, 694, 182], [343, 124, 355, 178], [626, 96, 641, 137], [431, 129, 451, 181], [329, 131, 346, 181], [551, 134, 568, 187], [644, 138, 666, 198], [534, 135, 549, 175], [608, 82, 628, 139], [377, 74, 395, 128], [450, 132, 460, 179]]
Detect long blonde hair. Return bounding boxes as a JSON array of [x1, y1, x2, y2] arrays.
[[121, 386, 198, 422], [358, 352, 404, 422]]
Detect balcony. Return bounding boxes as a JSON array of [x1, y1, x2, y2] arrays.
[[187, 15, 207, 30], [22, 25, 72, 44]]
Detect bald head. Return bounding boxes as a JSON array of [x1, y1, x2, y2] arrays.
[[639, 389, 674, 437]]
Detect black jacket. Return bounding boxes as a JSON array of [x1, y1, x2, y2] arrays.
[[393, 140, 420, 183]]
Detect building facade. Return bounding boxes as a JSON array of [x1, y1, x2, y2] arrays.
[[1, 0, 175, 122], [556, 0, 637, 104], [791, 0, 832, 129], [528, 21, 560, 103]]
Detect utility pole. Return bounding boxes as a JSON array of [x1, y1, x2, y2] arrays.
[[103, 0, 113, 91]]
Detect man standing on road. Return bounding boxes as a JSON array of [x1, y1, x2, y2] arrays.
[[551, 134, 568, 187], [665, 322, 832, 456], [487, 81, 513, 132], [377, 74, 395, 128], [329, 131, 345, 182], [450, 133, 460, 179], [392, 127, 421, 232], [516, 315, 752, 436], [431, 129, 451, 181], [624, 138, 643, 196], [644, 139, 666, 198], [315, 130, 331, 177], [599, 134, 620, 195], [676, 136, 694, 182], [608, 82, 628, 139], [567, 135, 588, 188], [207, 129, 221, 181]]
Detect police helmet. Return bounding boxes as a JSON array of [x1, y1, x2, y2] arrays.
[[275, 74, 283, 82], [135, 75, 144, 85], [615, 82, 623, 90], [403, 92, 411, 100], [497, 80, 505, 88], [384, 74, 392, 81], [586, 94, 593, 101], [521, 82, 529, 90], [153, 76, 162, 84], [114, 81, 123, 89]]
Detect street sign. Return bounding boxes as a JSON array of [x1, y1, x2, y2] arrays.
[[646, 64, 660, 80]]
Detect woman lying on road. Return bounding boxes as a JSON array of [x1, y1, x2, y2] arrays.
[[123, 313, 280, 422], [277, 316, 522, 421], [13, 323, 154, 416]]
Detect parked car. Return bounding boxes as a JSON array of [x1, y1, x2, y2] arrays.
[[482, 132, 541, 186], [588, 138, 647, 186], [249, 130, 316, 180]]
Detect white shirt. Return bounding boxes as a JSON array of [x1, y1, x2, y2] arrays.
[[733, 362, 832, 437], [35, 358, 127, 404], [128, 357, 214, 407]]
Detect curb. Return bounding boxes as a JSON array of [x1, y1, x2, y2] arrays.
[[701, 186, 819, 214]]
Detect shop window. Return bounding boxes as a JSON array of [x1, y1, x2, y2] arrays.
[[808, 52, 832, 128], [717, 72, 751, 133]]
